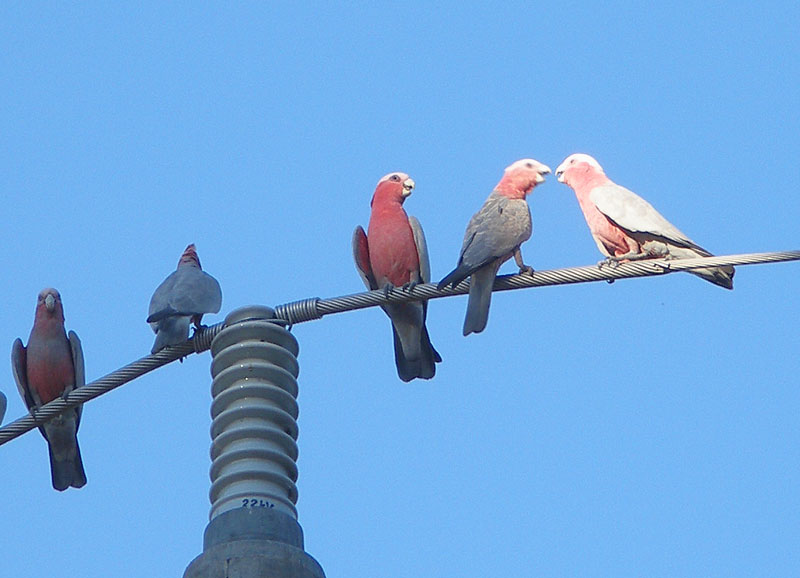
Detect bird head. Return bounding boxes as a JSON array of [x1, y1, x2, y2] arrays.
[[371, 172, 415, 206], [178, 244, 202, 269], [36, 288, 64, 321], [499, 159, 551, 197], [555, 153, 605, 186]]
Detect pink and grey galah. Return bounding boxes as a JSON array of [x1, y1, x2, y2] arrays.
[[555, 153, 734, 289], [353, 172, 441, 381], [438, 159, 551, 335], [12, 288, 87, 491], [148, 244, 222, 353]]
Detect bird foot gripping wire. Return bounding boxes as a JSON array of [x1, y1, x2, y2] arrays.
[[598, 258, 619, 270]]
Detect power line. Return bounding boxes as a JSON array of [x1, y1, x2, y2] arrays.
[[275, 250, 800, 323], [1, 249, 798, 447]]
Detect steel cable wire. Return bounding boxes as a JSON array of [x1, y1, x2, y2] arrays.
[[1, 249, 797, 446]]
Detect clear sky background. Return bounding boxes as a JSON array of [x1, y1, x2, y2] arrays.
[[2, 3, 799, 577]]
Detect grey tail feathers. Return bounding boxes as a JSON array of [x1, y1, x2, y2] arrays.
[[49, 439, 87, 491], [688, 265, 735, 289], [669, 244, 734, 290], [392, 325, 442, 382], [462, 263, 501, 336], [151, 316, 192, 353]]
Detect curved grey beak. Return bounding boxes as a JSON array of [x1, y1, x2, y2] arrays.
[[44, 293, 55, 312], [555, 160, 568, 183], [535, 165, 551, 184], [402, 177, 415, 197]]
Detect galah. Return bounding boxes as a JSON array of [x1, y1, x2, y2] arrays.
[[148, 244, 222, 353], [438, 159, 551, 335], [555, 153, 734, 289], [353, 172, 441, 381], [12, 288, 87, 491]]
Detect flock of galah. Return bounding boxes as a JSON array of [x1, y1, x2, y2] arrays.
[[3, 153, 734, 491], [356, 153, 733, 385]]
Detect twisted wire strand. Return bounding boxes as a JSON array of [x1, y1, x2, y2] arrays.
[[1, 249, 797, 446], [0, 324, 224, 445], [296, 250, 800, 320]]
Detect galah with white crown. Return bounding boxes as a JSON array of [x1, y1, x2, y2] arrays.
[[12, 288, 87, 491], [148, 244, 222, 353], [438, 159, 551, 335], [555, 153, 734, 289], [353, 172, 441, 381]]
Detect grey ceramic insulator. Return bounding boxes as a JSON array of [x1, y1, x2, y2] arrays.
[[208, 305, 301, 521], [184, 306, 325, 578]]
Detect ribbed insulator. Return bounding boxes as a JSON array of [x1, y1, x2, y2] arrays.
[[208, 306, 301, 521]]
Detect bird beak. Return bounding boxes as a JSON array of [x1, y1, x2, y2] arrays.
[[402, 178, 415, 197], [44, 293, 55, 312], [555, 162, 567, 183], [535, 165, 551, 184]]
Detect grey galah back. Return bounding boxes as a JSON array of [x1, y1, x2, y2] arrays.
[[148, 244, 222, 353]]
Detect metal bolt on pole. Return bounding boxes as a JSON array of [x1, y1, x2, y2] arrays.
[[184, 306, 325, 578]]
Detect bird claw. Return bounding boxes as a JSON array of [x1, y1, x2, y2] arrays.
[[598, 258, 619, 270], [518, 265, 535, 276], [382, 284, 395, 298], [655, 260, 671, 272], [402, 280, 420, 292], [191, 323, 208, 338], [59, 383, 77, 402]]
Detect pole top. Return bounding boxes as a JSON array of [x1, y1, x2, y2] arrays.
[[224, 305, 277, 325]]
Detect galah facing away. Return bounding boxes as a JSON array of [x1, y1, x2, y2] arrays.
[[353, 172, 441, 382], [438, 159, 551, 336], [148, 244, 222, 353], [12, 288, 86, 491], [555, 153, 734, 289]]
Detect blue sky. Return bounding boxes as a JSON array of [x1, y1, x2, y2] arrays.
[[1, 3, 799, 577]]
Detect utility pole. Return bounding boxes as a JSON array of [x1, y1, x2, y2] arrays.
[[184, 306, 325, 578]]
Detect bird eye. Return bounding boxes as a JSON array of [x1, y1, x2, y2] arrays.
[[390, 174, 400, 181], [525, 162, 533, 169]]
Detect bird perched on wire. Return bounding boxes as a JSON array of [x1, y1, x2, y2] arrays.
[[438, 159, 551, 335], [148, 244, 222, 353], [12, 288, 87, 491], [353, 172, 441, 382], [555, 153, 734, 289]]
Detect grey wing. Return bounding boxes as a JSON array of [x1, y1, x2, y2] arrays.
[[68, 331, 84, 425], [352, 226, 377, 290], [148, 272, 178, 321], [459, 194, 531, 269], [408, 216, 431, 283], [167, 269, 222, 316], [590, 184, 698, 248], [11, 338, 36, 409], [194, 272, 222, 314]]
